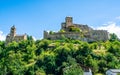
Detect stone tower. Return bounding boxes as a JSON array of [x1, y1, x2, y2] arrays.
[[44, 31, 48, 39], [6, 25, 27, 45], [10, 25, 16, 37], [65, 16, 73, 27]]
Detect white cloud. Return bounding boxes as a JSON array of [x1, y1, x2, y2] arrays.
[[32, 36, 37, 41], [0, 31, 6, 41], [115, 16, 120, 20], [97, 22, 120, 38]]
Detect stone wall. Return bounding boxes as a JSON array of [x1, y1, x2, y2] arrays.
[[6, 26, 27, 45], [44, 17, 109, 42], [91, 30, 109, 41], [44, 31, 82, 40]]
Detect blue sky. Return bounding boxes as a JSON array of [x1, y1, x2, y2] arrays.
[[1, 0, 120, 40]]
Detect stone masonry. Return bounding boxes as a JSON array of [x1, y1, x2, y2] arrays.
[[44, 17, 109, 42], [6, 26, 27, 45]]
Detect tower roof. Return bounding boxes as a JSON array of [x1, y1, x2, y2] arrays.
[[11, 25, 16, 29]]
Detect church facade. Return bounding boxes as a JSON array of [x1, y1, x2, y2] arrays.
[[6, 26, 27, 45], [44, 17, 109, 42]]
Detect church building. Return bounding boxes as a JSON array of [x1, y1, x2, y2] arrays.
[[6, 26, 27, 45]]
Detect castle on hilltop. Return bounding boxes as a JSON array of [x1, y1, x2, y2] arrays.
[[6, 26, 27, 45], [44, 17, 109, 42]]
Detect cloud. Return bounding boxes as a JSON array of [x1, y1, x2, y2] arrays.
[[32, 36, 37, 41], [115, 16, 120, 20], [97, 22, 120, 38], [0, 31, 6, 41]]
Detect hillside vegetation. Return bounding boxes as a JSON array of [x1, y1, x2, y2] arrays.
[[0, 37, 120, 75]]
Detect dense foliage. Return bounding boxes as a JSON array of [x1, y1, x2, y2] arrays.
[[0, 38, 120, 75], [68, 26, 81, 32]]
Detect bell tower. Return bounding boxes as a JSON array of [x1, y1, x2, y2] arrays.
[[10, 25, 16, 37], [65, 16, 73, 27]]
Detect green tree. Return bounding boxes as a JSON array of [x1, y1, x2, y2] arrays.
[[90, 42, 98, 49], [55, 45, 71, 66], [35, 68, 46, 75], [76, 43, 92, 57], [109, 33, 118, 41], [85, 55, 98, 74], [1, 50, 26, 75], [68, 26, 81, 32], [63, 64, 83, 75], [62, 56, 83, 75], [98, 60, 107, 73], [49, 31, 55, 34], [60, 29, 65, 33]]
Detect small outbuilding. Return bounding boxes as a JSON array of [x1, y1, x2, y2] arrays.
[[106, 69, 120, 75]]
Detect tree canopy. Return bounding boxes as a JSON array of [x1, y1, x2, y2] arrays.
[[0, 38, 120, 75]]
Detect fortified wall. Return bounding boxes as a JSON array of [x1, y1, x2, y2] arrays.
[[44, 17, 109, 42]]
